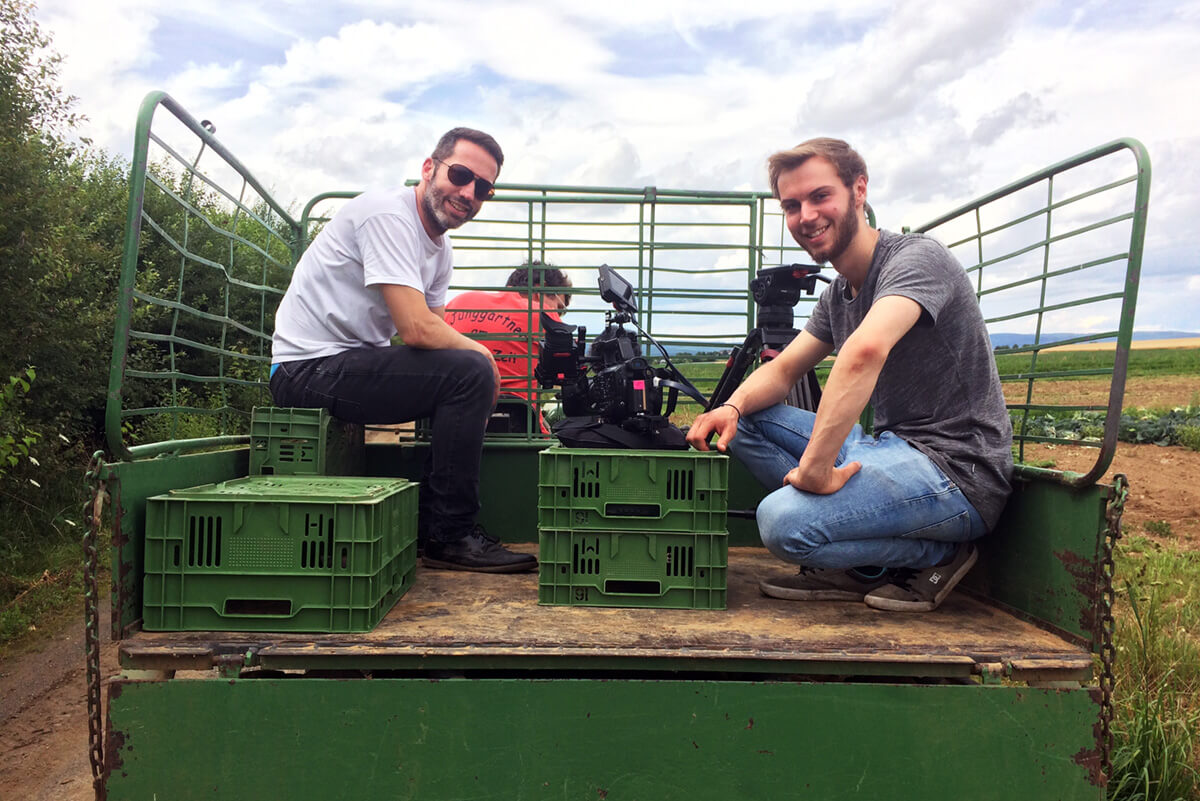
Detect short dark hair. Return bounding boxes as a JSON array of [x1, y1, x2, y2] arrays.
[[767, 137, 868, 197], [505, 260, 572, 307], [431, 127, 504, 174]]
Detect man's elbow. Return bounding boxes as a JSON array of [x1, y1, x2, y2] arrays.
[[396, 316, 440, 348], [839, 338, 890, 373]]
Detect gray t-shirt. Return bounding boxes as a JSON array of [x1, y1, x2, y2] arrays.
[[805, 230, 1013, 529]]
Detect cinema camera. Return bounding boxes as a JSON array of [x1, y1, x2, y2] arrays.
[[535, 265, 705, 436]]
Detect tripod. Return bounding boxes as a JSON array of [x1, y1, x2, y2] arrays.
[[706, 264, 830, 414]]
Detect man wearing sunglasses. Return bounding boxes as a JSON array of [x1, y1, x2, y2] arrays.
[[271, 127, 537, 573]]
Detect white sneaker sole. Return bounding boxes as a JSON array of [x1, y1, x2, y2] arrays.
[[759, 578, 870, 602]]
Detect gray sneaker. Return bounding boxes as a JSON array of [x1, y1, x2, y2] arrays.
[[759, 566, 893, 601], [864, 544, 978, 612]]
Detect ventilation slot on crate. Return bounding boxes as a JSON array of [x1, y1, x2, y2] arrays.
[[573, 538, 602, 574], [301, 513, 334, 569], [666, 468, 694, 501], [187, 515, 222, 567], [666, 544, 694, 577], [572, 462, 602, 498], [278, 440, 316, 466]]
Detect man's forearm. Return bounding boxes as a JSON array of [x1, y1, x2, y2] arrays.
[[403, 313, 489, 353], [799, 341, 884, 471], [725, 359, 793, 417], [724, 329, 833, 417]]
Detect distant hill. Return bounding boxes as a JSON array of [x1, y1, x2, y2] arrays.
[[990, 331, 1200, 348]]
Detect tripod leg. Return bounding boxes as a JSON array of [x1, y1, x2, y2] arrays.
[[784, 368, 822, 412], [706, 329, 764, 411]]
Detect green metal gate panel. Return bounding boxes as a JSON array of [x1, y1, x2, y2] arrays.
[[106, 677, 1102, 800]]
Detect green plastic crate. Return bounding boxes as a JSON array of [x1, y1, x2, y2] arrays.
[[249, 406, 365, 476], [538, 448, 728, 532], [143, 476, 416, 632], [538, 528, 727, 610]]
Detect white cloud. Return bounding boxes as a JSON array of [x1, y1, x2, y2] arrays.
[[30, 0, 1200, 332]]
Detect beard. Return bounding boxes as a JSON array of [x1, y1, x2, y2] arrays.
[[802, 201, 860, 265], [421, 180, 474, 233]]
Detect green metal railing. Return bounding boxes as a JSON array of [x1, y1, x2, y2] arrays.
[[106, 92, 302, 460], [913, 138, 1151, 487], [299, 183, 815, 442], [109, 93, 1148, 479]]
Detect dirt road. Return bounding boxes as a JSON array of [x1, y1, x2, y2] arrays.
[[0, 603, 117, 801]]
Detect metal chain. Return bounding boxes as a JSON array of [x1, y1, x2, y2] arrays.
[[84, 451, 109, 801], [1098, 472, 1128, 784]]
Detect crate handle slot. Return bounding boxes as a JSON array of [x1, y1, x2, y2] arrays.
[[604, 503, 661, 518], [224, 598, 292, 616], [604, 579, 662, 595]]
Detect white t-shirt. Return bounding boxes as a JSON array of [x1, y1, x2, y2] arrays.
[[272, 186, 454, 363]]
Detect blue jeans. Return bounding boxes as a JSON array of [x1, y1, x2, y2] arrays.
[[728, 405, 985, 570], [270, 346, 496, 542]]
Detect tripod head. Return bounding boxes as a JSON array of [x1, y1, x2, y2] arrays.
[[750, 264, 828, 350]]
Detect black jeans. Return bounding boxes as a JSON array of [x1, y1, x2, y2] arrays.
[[270, 346, 496, 541]]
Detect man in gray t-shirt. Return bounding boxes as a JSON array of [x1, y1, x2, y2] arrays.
[[687, 138, 1012, 612]]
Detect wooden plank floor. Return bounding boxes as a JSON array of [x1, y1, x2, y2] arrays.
[[125, 547, 1091, 678]]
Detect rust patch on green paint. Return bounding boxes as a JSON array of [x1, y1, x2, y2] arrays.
[[1071, 687, 1106, 787], [1054, 548, 1100, 641]]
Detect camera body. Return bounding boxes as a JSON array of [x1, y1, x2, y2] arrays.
[[535, 266, 670, 434]]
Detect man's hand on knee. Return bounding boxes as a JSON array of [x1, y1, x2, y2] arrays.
[[783, 459, 862, 494]]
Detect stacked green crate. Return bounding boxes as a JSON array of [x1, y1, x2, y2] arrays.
[[537, 448, 729, 609], [143, 476, 417, 632], [249, 406, 365, 476]]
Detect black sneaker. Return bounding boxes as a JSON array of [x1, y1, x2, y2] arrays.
[[759, 565, 893, 601], [422, 525, 537, 573], [864, 543, 978, 612]]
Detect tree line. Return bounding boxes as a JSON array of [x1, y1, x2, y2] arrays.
[[1, 0, 171, 564]]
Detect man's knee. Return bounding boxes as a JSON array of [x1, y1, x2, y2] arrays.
[[444, 349, 497, 395], [756, 488, 824, 563]]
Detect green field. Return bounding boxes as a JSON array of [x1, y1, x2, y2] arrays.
[[993, 346, 1200, 379], [668, 347, 1199, 398]]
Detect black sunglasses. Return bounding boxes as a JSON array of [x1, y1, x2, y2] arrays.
[[433, 158, 495, 201]]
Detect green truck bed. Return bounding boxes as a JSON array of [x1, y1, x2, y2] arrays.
[[85, 92, 1150, 799]]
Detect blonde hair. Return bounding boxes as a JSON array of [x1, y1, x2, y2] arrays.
[[767, 138, 868, 198]]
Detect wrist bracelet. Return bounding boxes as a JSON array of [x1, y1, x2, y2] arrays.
[[719, 402, 742, 419]]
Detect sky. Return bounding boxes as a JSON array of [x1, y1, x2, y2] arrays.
[[35, 0, 1200, 334]]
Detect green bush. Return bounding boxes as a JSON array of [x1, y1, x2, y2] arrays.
[[1177, 425, 1200, 453]]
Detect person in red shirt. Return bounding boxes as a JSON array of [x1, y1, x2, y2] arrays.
[[446, 262, 572, 431]]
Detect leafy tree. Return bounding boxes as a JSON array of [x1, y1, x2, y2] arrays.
[[0, 0, 128, 566], [0, 0, 128, 437]]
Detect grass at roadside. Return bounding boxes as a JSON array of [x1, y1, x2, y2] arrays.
[[0, 445, 97, 653], [1109, 533, 1200, 799], [0, 534, 90, 654]]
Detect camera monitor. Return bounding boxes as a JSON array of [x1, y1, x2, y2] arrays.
[[598, 264, 637, 315]]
